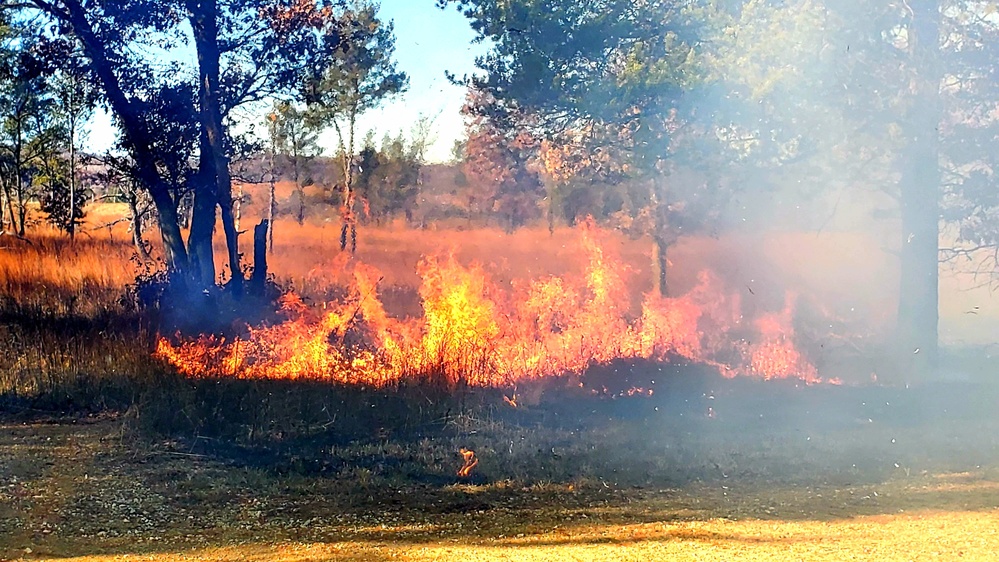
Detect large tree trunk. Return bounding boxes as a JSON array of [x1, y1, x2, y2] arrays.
[[59, 0, 192, 278], [190, 0, 242, 295], [188, 158, 218, 289], [896, 0, 941, 381], [250, 219, 269, 296]]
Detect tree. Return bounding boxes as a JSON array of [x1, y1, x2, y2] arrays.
[[682, 0, 999, 379], [714, 0, 999, 378], [461, 88, 544, 230], [893, 0, 999, 376], [895, 0, 942, 377], [0, 9, 14, 235], [11, 0, 350, 293], [352, 125, 427, 223], [305, 0, 407, 251], [98, 152, 154, 261], [271, 99, 321, 224], [0, 28, 62, 237], [442, 0, 708, 294], [36, 151, 81, 232], [52, 58, 97, 239]]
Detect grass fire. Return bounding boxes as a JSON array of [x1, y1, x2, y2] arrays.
[[155, 221, 824, 388], [4, 0, 999, 561]]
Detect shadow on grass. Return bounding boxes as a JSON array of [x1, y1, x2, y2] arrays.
[[7, 474, 999, 561]]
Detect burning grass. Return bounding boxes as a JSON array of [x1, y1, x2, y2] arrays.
[[156, 221, 827, 389]]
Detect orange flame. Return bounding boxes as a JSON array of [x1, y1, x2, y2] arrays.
[[156, 224, 826, 387], [457, 448, 478, 478]]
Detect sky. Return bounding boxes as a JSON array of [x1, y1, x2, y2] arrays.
[[85, 1, 488, 163], [336, 1, 488, 162]]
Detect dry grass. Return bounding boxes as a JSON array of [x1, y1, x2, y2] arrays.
[[23, 509, 999, 562], [3, 200, 994, 334], [4, 200, 999, 561], [0, 229, 136, 316]]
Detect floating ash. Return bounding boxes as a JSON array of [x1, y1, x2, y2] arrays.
[[156, 223, 830, 387]]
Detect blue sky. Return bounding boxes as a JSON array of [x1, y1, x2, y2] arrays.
[[340, 1, 488, 161], [85, 2, 487, 163]]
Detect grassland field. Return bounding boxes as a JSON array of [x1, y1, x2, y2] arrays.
[[2, 198, 999, 560]]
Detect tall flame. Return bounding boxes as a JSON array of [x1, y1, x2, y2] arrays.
[[156, 224, 824, 387]]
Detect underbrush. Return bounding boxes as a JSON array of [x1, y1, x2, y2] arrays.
[[0, 302, 157, 413]]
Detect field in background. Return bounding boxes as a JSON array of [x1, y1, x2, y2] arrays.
[[2, 198, 995, 346]]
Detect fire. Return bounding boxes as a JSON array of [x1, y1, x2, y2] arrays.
[[156, 223, 827, 387], [457, 448, 478, 478], [748, 295, 820, 383]]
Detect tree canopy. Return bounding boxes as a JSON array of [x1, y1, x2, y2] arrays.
[[442, 0, 999, 379]]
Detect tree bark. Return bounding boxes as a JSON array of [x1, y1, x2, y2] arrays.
[[67, 96, 77, 242], [294, 143, 305, 225], [337, 102, 358, 252], [189, 0, 242, 295], [234, 182, 242, 232], [653, 233, 669, 298], [267, 121, 277, 252], [188, 159, 217, 288], [128, 190, 152, 262], [268, 173, 276, 252], [250, 219, 269, 296], [13, 109, 26, 236], [0, 180, 7, 233], [57, 0, 191, 276], [896, 0, 941, 380], [652, 181, 670, 297], [3, 179, 16, 235]]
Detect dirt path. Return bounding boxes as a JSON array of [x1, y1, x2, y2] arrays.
[[2, 418, 999, 561]]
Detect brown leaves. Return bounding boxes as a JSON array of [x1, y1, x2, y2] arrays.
[[261, 0, 336, 39]]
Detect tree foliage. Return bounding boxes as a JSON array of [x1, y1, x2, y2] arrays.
[[443, 0, 721, 294], [270, 99, 321, 223], [461, 88, 543, 229], [0, 18, 65, 236], [4, 0, 352, 291], [304, 0, 408, 250]]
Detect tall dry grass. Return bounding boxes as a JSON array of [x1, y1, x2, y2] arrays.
[[1, 203, 657, 319], [0, 228, 138, 316], [264, 221, 655, 299], [0, 202, 918, 333]]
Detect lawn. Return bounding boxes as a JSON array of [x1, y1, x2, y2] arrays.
[[3, 391, 999, 562]]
